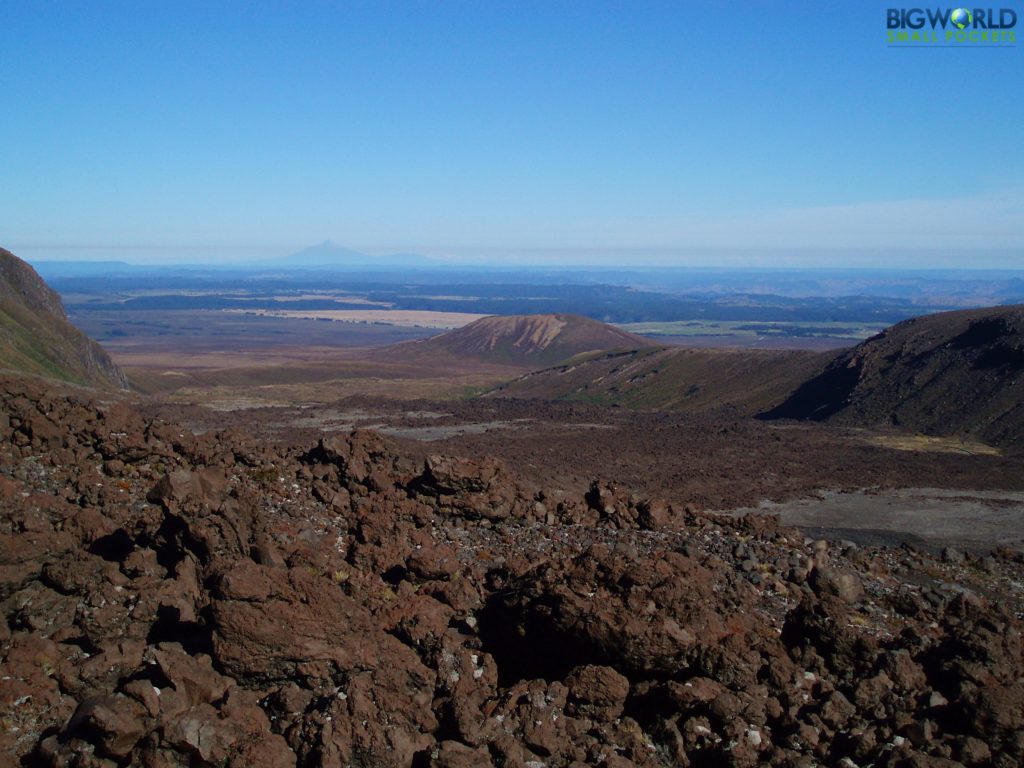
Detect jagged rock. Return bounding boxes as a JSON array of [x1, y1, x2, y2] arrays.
[[431, 740, 496, 768], [637, 498, 674, 530], [565, 664, 630, 719], [412, 454, 522, 521], [147, 467, 227, 506], [306, 430, 398, 491], [2, 372, 1024, 768], [150, 644, 232, 708], [819, 690, 856, 729], [809, 565, 865, 604], [407, 539, 461, 580], [64, 695, 149, 760]]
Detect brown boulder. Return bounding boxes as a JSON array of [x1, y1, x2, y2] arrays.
[[151, 644, 232, 708], [809, 566, 865, 604], [566, 664, 631, 719], [431, 740, 496, 768], [413, 455, 521, 520], [147, 467, 228, 507], [65, 695, 149, 760], [481, 549, 767, 681], [162, 703, 234, 762], [407, 539, 461, 581], [308, 430, 398, 490]]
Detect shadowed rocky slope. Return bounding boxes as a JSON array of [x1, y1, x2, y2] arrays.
[[395, 313, 659, 366], [0, 247, 127, 389], [2, 372, 1023, 767], [762, 305, 1024, 449]]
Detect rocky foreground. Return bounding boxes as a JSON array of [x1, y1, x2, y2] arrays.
[[1, 373, 1023, 768]]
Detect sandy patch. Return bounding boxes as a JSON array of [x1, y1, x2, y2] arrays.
[[225, 309, 488, 329], [727, 487, 1024, 552], [860, 433, 1000, 456]]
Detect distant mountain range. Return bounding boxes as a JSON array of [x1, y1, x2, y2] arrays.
[[272, 241, 436, 269]]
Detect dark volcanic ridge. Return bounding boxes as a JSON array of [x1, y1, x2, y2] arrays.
[[0, 247, 126, 389], [2, 372, 1024, 768], [762, 304, 1024, 449], [393, 313, 660, 366], [487, 345, 831, 415]]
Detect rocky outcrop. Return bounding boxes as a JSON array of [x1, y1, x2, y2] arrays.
[[2, 372, 1024, 767], [0, 247, 127, 389]]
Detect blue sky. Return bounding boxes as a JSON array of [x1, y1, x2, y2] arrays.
[[1, 1, 1021, 266]]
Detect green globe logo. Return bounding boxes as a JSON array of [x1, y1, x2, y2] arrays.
[[951, 7, 973, 29]]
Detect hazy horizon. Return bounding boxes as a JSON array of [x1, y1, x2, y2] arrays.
[[14, 243, 1024, 272], [2, 3, 1021, 269]]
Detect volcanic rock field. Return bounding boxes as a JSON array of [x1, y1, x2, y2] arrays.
[[2, 373, 1023, 767]]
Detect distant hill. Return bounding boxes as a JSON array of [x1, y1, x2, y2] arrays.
[[275, 240, 435, 269], [488, 345, 829, 414], [397, 314, 659, 367], [0, 247, 127, 388], [761, 305, 1024, 449]]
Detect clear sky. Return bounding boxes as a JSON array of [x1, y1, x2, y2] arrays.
[[1, 1, 1022, 267]]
